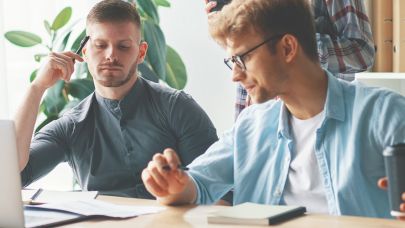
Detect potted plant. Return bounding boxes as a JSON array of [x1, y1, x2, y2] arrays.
[[4, 0, 187, 131]]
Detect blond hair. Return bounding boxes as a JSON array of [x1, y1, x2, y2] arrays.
[[209, 0, 318, 61]]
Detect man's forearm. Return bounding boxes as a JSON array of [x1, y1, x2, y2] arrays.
[[157, 178, 198, 206], [14, 84, 46, 171]]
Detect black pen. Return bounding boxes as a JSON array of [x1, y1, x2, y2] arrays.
[[30, 188, 43, 201], [73, 35, 90, 62], [162, 164, 189, 171]]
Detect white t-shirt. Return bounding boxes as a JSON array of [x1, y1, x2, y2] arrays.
[[283, 110, 329, 214]]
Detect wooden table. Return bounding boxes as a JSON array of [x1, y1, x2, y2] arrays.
[[61, 195, 404, 228]]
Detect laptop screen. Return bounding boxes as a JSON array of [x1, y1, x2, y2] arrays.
[[0, 119, 25, 228], [0, 120, 83, 228]]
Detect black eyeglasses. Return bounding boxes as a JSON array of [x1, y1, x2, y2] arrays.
[[224, 34, 285, 71]]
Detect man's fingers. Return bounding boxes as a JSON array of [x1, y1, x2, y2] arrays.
[[163, 148, 181, 170], [49, 52, 74, 81], [52, 52, 75, 75], [377, 177, 388, 189], [205, 1, 216, 14], [61, 51, 84, 62], [142, 169, 169, 197], [147, 161, 169, 189], [175, 169, 188, 185], [153, 153, 169, 173], [50, 58, 69, 80]]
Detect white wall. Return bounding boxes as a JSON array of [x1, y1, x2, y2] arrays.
[[159, 1, 235, 133], [1, 0, 234, 190]]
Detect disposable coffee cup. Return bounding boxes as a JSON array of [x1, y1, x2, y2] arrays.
[[383, 144, 405, 217]]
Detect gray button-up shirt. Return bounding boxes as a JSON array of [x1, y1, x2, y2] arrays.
[[21, 77, 218, 198]]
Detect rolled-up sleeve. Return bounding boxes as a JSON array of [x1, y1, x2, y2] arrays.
[[188, 128, 235, 205]]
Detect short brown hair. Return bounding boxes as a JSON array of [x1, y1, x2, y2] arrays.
[[87, 0, 140, 28], [209, 0, 318, 61]]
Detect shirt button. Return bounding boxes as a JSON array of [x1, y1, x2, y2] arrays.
[[274, 190, 282, 196]]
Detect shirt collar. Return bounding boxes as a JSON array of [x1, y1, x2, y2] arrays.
[[277, 70, 346, 139], [95, 76, 145, 119], [323, 70, 345, 122]]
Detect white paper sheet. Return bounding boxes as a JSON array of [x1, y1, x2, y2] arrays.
[[26, 199, 166, 218]]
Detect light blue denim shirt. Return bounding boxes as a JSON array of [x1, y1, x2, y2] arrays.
[[188, 70, 405, 218]]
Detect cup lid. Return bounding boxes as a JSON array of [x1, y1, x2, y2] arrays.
[[383, 143, 405, 156]]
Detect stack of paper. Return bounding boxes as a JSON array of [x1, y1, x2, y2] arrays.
[[22, 189, 98, 204]]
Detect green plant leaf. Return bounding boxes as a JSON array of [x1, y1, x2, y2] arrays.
[[35, 115, 58, 132], [4, 31, 42, 47], [74, 62, 90, 79], [139, 62, 159, 82], [153, 0, 170, 7], [165, 45, 187, 89], [30, 69, 39, 82], [42, 80, 67, 116], [67, 79, 95, 100], [143, 19, 166, 80], [34, 54, 47, 62], [53, 18, 81, 50], [137, 0, 159, 23], [71, 30, 86, 53], [51, 7, 72, 30], [57, 31, 71, 51], [44, 20, 52, 35]]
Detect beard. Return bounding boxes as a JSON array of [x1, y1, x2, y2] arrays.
[[94, 59, 138, 87]]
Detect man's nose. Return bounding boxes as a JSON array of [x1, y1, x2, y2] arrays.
[[231, 65, 245, 82], [105, 47, 118, 62]]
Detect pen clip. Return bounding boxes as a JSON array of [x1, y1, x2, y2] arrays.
[[75, 36, 90, 55]]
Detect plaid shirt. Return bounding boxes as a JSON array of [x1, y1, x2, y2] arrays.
[[235, 0, 375, 119]]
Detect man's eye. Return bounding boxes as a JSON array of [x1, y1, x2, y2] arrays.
[[242, 53, 252, 62], [119, 45, 130, 50], [95, 44, 106, 49]]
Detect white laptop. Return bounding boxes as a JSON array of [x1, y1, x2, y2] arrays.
[[0, 120, 83, 228]]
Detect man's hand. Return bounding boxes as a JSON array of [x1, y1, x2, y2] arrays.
[[204, 0, 218, 19], [378, 177, 405, 221], [14, 51, 83, 170], [33, 51, 83, 90], [142, 148, 191, 201]]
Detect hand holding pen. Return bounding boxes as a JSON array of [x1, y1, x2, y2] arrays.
[[32, 51, 84, 91], [142, 148, 190, 197], [73, 36, 90, 62]]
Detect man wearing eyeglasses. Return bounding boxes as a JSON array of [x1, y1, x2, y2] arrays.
[[142, 0, 405, 219], [206, 0, 375, 120]]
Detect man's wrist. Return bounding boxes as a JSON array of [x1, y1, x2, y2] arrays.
[[30, 83, 47, 94]]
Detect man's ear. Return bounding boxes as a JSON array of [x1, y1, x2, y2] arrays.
[[137, 41, 148, 64], [82, 47, 87, 61], [280, 34, 298, 64]]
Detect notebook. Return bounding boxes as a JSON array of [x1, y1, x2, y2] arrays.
[[207, 202, 306, 226]]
